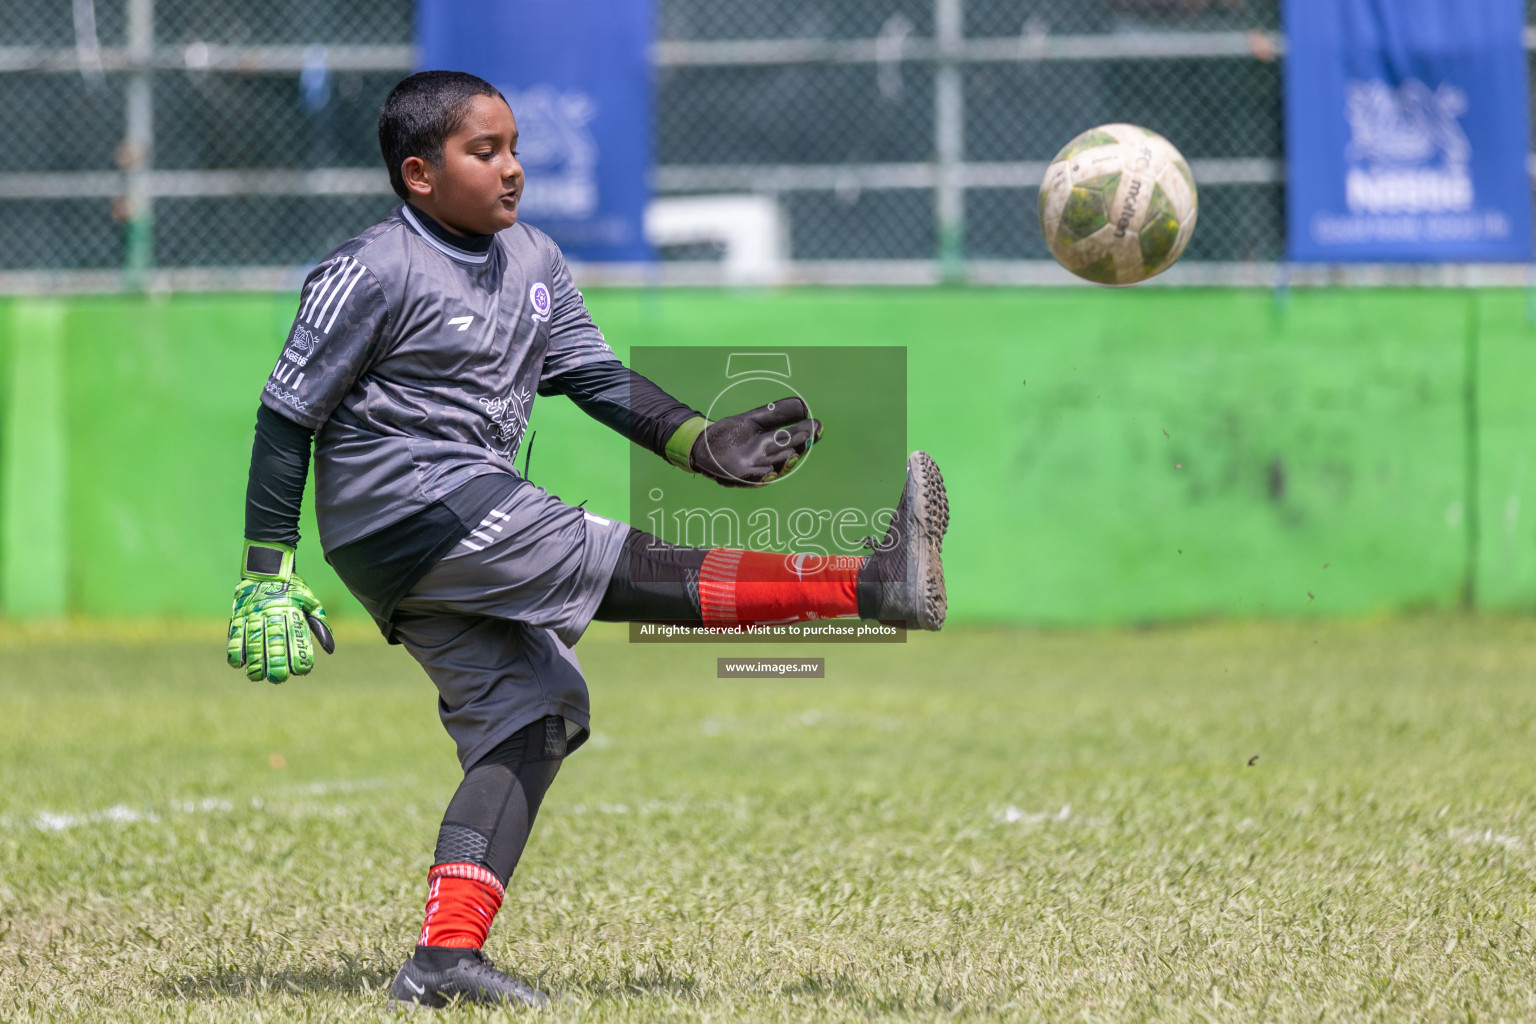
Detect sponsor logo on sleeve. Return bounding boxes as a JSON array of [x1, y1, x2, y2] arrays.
[[290, 325, 318, 354], [284, 325, 319, 366]]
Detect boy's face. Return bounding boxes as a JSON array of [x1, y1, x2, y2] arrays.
[[401, 94, 523, 236]]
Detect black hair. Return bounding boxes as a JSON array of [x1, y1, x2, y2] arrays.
[[377, 70, 509, 201]]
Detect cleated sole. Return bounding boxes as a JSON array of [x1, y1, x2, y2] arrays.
[[904, 451, 949, 631]]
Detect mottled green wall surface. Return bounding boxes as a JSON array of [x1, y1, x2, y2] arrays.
[[0, 288, 1530, 623]]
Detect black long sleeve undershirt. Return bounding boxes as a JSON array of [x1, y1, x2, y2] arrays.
[[244, 404, 314, 545], [540, 360, 701, 456], [244, 362, 695, 547]]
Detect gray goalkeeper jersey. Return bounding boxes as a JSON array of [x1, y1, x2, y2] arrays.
[[259, 205, 615, 551]]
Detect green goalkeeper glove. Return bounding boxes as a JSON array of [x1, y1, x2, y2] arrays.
[[226, 541, 335, 684]]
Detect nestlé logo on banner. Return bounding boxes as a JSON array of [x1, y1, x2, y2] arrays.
[[511, 86, 599, 220], [1344, 79, 1472, 214]]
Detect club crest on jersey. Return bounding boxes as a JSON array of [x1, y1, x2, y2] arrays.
[[529, 282, 551, 324]]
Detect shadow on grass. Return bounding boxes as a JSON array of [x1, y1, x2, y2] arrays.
[[157, 953, 395, 1000], [581, 968, 702, 1000], [576, 967, 984, 1015], [573, 967, 873, 1005]]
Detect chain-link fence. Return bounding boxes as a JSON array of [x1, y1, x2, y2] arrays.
[[0, 0, 1531, 288]]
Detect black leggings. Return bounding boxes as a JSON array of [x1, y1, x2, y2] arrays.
[[430, 715, 568, 887], [593, 527, 708, 624], [431, 529, 707, 890]]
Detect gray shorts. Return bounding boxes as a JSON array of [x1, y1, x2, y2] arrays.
[[391, 480, 630, 768]]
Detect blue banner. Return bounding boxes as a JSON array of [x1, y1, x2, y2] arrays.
[[1283, 0, 1532, 262], [417, 0, 653, 261]]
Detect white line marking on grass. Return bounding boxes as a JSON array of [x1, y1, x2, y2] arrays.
[[567, 800, 690, 817], [996, 803, 1072, 824], [33, 805, 158, 831], [280, 778, 394, 797], [10, 778, 402, 834], [1450, 827, 1522, 849], [570, 803, 631, 815], [993, 803, 1109, 827]]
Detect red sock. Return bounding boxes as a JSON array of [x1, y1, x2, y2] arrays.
[[699, 549, 861, 626], [417, 863, 504, 949]]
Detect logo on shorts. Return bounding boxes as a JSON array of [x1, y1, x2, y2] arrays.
[[529, 282, 551, 324]]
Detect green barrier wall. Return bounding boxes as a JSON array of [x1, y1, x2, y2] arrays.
[[0, 288, 1530, 624]]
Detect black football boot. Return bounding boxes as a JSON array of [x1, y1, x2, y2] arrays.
[[856, 450, 949, 630], [388, 948, 550, 1011]]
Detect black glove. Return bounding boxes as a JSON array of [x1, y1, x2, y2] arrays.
[[690, 397, 822, 487]]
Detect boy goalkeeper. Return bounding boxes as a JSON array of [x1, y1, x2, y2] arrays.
[[226, 70, 948, 1010]]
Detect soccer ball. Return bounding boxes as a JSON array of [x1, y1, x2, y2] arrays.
[[1037, 124, 1198, 286]]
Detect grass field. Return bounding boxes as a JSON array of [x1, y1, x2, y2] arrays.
[[3, 617, 1536, 1022]]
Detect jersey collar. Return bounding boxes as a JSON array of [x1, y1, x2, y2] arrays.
[[401, 205, 494, 264]]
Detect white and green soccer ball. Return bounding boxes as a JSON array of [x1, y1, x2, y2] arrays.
[[1037, 123, 1198, 286]]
